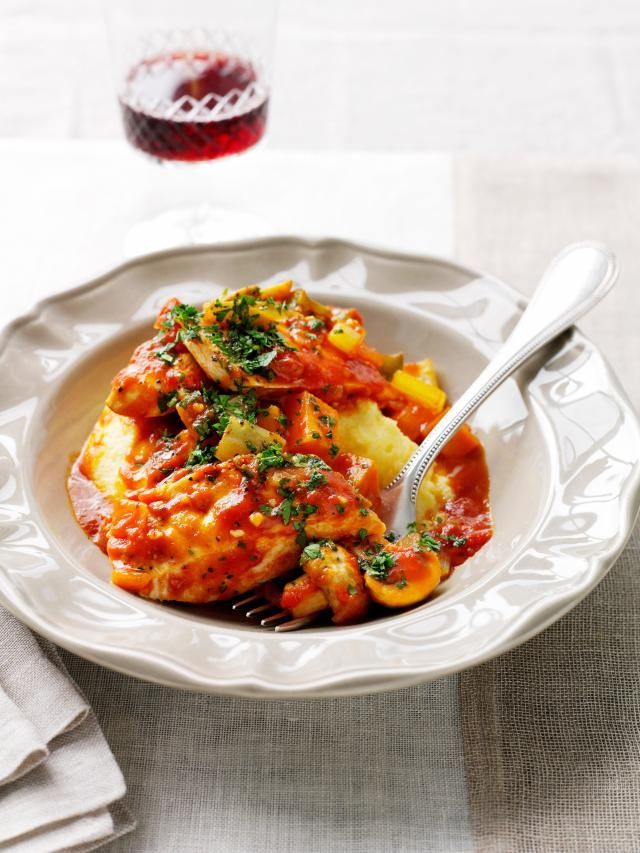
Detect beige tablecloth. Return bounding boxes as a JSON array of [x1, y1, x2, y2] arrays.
[[0, 611, 134, 851], [455, 157, 640, 852]]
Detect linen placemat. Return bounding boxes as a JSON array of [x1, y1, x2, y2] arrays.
[[57, 651, 473, 853], [454, 157, 640, 852], [0, 608, 135, 851]]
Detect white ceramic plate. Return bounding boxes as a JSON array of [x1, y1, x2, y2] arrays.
[[1, 238, 639, 698]]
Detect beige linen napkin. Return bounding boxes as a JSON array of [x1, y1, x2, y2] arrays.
[[0, 607, 135, 851], [455, 157, 640, 852]]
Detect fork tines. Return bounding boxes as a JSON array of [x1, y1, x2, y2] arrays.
[[231, 594, 315, 631]]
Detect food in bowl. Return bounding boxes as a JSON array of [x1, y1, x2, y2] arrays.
[[68, 280, 492, 625]]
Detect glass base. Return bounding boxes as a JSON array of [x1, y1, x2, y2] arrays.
[[122, 204, 273, 258]]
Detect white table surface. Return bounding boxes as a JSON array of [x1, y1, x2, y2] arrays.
[[3, 0, 640, 160], [4, 142, 453, 324]]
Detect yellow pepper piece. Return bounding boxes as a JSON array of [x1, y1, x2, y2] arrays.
[[247, 304, 288, 327], [260, 279, 293, 301], [391, 369, 447, 414], [202, 288, 292, 328], [411, 357, 438, 386], [328, 321, 365, 354]]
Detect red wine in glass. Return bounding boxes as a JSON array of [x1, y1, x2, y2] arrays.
[[119, 51, 269, 162]]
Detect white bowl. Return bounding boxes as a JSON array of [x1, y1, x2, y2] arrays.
[[1, 237, 638, 698]]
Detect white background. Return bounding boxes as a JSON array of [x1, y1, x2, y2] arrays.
[[3, 0, 640, 159]]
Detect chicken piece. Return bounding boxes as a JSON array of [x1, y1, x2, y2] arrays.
[[119, 428, 196, 491], [106, 337, 206, 418], [173, 286, 390, 398], [280, 574, 329, 619], [107, 449, 385, 603], [68, 406, 191, 548], [68, 406, 139, 549], [298, 541, 369, 624], [75, 406, 139, 501]]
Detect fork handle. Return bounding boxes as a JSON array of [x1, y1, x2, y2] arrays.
[[383, 242, 618, 533]]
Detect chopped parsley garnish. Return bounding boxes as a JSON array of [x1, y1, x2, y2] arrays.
[[203, 291, 296, 375], [290, 452, 329, 469], [256, 443, 287, 473], [165, 302, 201, 340], [156, 342, 176, 364], [318, 414, 336, 426], [201, 386, 258, 435], [275, 486, 317, 531], [186, 445, 217, 467], [418, 532, 441, 553], [358, 528, 369, 541], [404, 522, 460, 553], [158, 391, 179, 412], [301, 542, 323, 563], [307, 470, 327, 490], [328, 443, 340, 458], [177, 387, 259, 442], [280, 498, 294, 525], [194, 419, 214, 439], [277, 480, 294, 499], [362, 550, 397, 580], [293, 519, 307, 546]]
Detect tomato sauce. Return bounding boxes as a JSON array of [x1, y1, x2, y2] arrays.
[[270, 344, 388, 398], [436, 449, 492, 569]]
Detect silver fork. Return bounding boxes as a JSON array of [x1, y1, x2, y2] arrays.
[[231, 593, 316, 632], [233, 243, 618, 631]]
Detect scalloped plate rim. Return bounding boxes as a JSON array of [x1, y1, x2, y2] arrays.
[[0, 235, 638, 698]]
